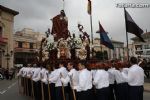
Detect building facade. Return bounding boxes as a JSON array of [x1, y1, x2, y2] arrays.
[[0, 5, 19, 68], [131, 32, 150, 60], [13, 28, 45, 66], [93, 38, 124, 60]]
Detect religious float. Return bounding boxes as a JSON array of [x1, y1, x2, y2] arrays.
[[35, 10, 129, 70]]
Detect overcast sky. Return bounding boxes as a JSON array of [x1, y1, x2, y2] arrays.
[[1, 0, 150, 44]]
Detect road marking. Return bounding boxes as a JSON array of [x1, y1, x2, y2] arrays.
[[0, 90, 7, 94], [0, 81, 17, 95]]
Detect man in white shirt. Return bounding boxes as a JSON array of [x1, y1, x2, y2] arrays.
[[108, 60, 116, 100], [122, 57, 144, 100], [41, 66, 50, 100], [32, 64, 43, 100], [93, 64, 110, 100], [17, 66, 26, 95], [75, 61, 93, 100], [48, 67, 58, 100], [113, 62, 128, 100], [21, 66, 29, 96], [61, 62, 79, 100], [49, 61, 68, 100], [26, 64, 34, 97]]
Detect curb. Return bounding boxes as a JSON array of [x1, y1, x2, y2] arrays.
[[144, 89, 150, 93]]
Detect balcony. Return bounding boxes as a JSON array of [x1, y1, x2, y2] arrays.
[[0, 36, 8, 45]]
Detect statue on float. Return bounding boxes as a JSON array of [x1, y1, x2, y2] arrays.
[[77, 24, 90, 60], [57, 38, 71, 59]]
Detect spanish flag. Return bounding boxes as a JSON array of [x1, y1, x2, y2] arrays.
[[87, 0, 92, 15]]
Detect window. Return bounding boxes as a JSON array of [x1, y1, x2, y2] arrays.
[[18, 42, 23, 48], [146, 51, 150, 55], [15, 42, 18, 48], [30, 43, 33, 49], [144, 45, 149, 49], [23, 42, 29, 48], [135, 45, 142, 50], [135, 51, 143, 55], [33, 44, 36, 49]]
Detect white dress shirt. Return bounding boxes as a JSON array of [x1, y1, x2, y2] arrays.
[[27, 67, 34, 78], [48, 69, 58, 84], [32, 68, 46, 82], [76, 68, 92, 92], [122, 64, 144, 86], [108, 68, 115, 84], [22, 67, 28, 77], [93, 69, 109, 89], [61, 68, 79, 89], [113, 69, 126, 84], [41, 69, 49, 84], [32, 68, 41, 81], [49, 67, 68, 87], [121, 68, 129, 74], [91, 69, 97, 80], [17, 67, 25, 77]]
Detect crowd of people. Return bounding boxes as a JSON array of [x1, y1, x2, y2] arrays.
[[17, 56, 144, 100], [0, 66, 15, 80]]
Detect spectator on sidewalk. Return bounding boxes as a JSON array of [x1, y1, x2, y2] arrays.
[[4, 68, 9, 80]]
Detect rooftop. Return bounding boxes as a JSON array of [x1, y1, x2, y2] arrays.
[[94, 38, 124, 44], [131, 32, 150, 41], [0, 5, 19, 15]]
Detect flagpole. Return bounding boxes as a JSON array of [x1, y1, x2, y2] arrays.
[[88, 0, 94, 59], [124, 8, 129, 61], [100, 45, 104, 60], [90, 14, 94, 45], [63, 0, 65, 11]]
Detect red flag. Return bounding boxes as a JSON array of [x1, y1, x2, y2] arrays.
[[87, 0, 92, 15]]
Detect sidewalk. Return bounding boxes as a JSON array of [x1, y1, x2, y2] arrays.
[[144, 82, 150, 92]]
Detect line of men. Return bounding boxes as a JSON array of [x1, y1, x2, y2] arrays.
[[17, 56, 144, 100]]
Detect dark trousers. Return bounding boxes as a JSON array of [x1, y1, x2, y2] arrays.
[[68, 86, 78, 100], [78, 89, 93, 100], [96, 87, 109, 100], [4, 71, 9, 80], [91, 86, 97, 100], [55, 86, 68, 100], [116, 83, 128, 100], [34, 81, 41, 100], [50, 83, 56, 100], [27, 78, 32, 96], [43, 83, 49, 100], [21, 77, 24, 93], [129, 86, 143, 100], [24, 78, 28, 95], [109, 84, 115, 100]]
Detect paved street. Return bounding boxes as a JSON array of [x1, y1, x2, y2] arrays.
[[0, 78, 150, 100], [0, 79, 30, 100]]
